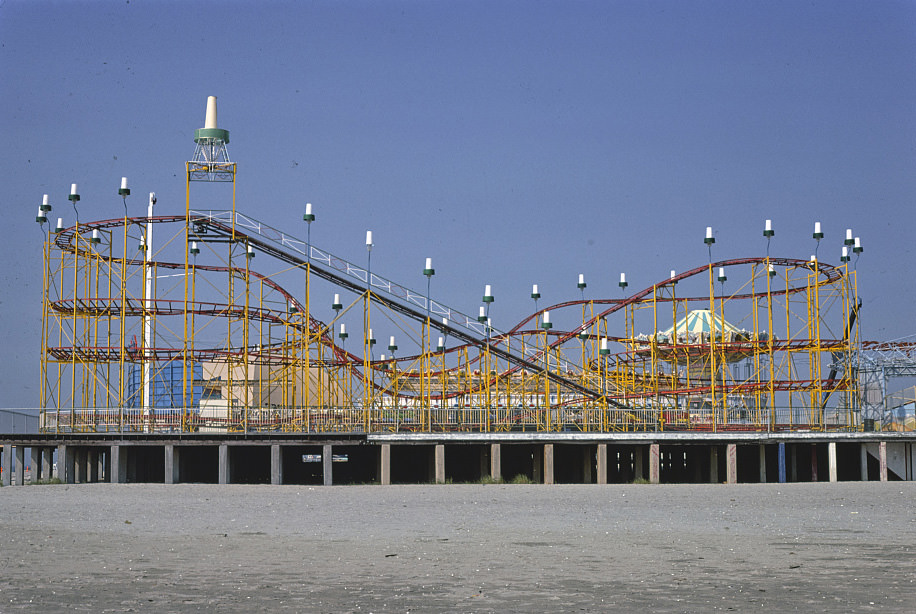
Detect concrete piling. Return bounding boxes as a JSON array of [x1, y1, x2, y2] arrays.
[[380, 444, 391, 485], [597, 444, 607, 485], [323, 444, 333, 486], [649, 443, 660, 484], [879, 441, 888, 482], [543, 444, 554, 485], [270, 444, 282, 485], [1, 443, 11, 486], [218, 444, 228, 485], [490, 443, 501, 482], [434, 444, 445, 484], [726, 444, 737, 484]]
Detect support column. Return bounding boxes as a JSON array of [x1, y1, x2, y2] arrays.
[[649, 443, 660, 484], [88, 449, 99, 483], [583, 447, 593, 483], [759, 444, 767, 483], [31, 447, 42, 484], [380, 444, 391, 485], [323, 444, 333, 486], [543, 444, 554, 485], [860, 443, 868, 481], [69, 446, 78, 483], [810, 445, 818, 482], [434, 444, 445, 484], [490, 443, 501, 482], [634, 447, 644, 481], [218, 444, 229, 485], [110, 445, 125, 484], [71, 449, 79, 483], [777, 442, 786, 483], [42, 447, 53, 482], [76, 448, 88, 484], [270, 444, 282, 485], [13, 446, 25, 486], [726, 443, 737, 484], [1, 444, 11, 486], [53, 445, 62, 482], [164, 445, 177, 484], [709, 447, 719, 483], [828, 442, 838, 483], [59, 444, 74, 484], [596, 444, 607, 485], [879, 441, 888, 482]]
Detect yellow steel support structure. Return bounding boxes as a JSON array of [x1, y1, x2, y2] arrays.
[[39, 194, 862, 435]]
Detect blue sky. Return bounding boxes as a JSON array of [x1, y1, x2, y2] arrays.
[[2, 0, 915, 409]]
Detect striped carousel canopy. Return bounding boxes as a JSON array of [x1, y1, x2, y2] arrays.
[[660, 309, 742, 339]]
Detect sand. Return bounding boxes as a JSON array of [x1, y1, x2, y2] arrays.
[[0, 482, 914, 612]]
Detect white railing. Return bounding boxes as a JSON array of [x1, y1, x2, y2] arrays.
[[190, 210, 489, 338], [38, 404, 857, 434]]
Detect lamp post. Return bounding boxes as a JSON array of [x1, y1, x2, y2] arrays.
[[339, 323, 349, 394], [69, 183, 80, 224], [366, 326, 376, 427], [600, 337, 610, 431], [35, 197, 51, 421], [763, 219, 774, 258], [812, 221, 823, 260], [541, 309, 552, 430], [366, 230, 373, 288], [118, 178, 131, 430], [423, 258, 435, 427], [704, 226, 718, 431], [481, 284, 494, 428], [387, 335, 398, 429], [302, 203, 315, 420]]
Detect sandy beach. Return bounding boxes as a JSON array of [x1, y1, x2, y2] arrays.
[[1, 482, 914, 612]]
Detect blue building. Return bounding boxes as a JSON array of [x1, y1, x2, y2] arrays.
[[127, 361, 203, 408]]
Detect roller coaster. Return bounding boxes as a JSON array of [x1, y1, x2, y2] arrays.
[[37, 99, 870, 434]]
